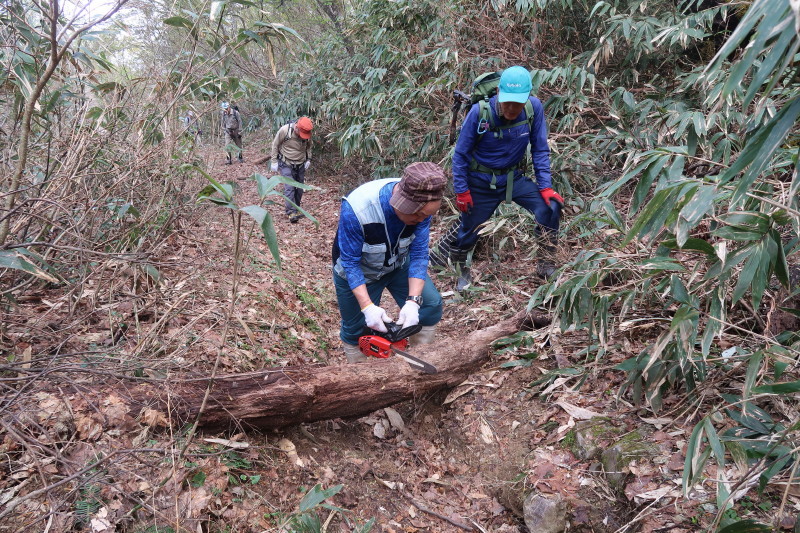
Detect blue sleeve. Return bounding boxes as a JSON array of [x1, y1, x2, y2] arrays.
[[529, 97, 553, 190], [452, 104, 481, 194], [337, 201, 367, 289], [407, 216, 432, 280]]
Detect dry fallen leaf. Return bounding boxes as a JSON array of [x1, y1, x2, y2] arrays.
[[443, 384, 475, 404], [203, 437, 249, 449], [141, 408, 168, 428], [555, 401, 604, 420], [479, 418, 495, 444], [633, 486, 679, 504], [75, 416, 103, 441], [373, 419, 388, 439], [375, 477, 403, 490], [276, 438, 304, 467], [384, 407, 405, 433]]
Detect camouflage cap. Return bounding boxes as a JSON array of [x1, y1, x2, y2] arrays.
[[389, 162, 448, 214]]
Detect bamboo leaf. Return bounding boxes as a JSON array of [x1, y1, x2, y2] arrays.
[[240, 205, 281, 269], [0, 250, 59, 283], [299, 484, 343, 512], [752, 380, 800, 394], [726, 99, 800, 204], [718, 519, 773, 532]]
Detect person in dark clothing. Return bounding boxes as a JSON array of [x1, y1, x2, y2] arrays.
[[220, 102, 243, 164], [434, 65, 565, 289]]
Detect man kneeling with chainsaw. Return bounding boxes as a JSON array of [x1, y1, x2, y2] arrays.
[[332, 162, 447, 363]]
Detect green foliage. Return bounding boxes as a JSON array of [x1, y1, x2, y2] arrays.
[[266, 484, 375, 533], [74, 483, 102, 524], [192, 166, 317, 269]]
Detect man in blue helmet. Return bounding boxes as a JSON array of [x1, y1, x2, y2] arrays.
[[434, 65, 564, 289]]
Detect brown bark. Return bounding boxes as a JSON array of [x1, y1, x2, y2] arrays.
[[137, 310, 549, 432]]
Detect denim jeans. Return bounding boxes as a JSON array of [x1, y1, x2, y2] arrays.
[[333, 266, 443, 345]]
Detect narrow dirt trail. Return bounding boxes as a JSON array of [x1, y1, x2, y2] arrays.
[[166, 141, 625, 532], [176, 143, 569, 531]]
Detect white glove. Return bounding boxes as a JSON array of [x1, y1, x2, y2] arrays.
[[396, 301, 420, 327], [304, 160, 311, 170], [361, 304, 392, 332], [270, 161, 278, 172]]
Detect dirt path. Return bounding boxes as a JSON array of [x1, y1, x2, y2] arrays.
[[183, 147, 568, 531], [178, 147, 620, 532], [3, 142, 680, 532]]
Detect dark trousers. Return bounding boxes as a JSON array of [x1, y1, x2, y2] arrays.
[[224, 130, 242, 160], [453, 174, 561, 252], [279, 161, 306, 214], [333, 267, 443, 345]]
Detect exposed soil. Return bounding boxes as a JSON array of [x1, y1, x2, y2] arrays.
[[0, 139, 726, 532]]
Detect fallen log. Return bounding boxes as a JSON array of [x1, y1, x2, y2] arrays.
[[138, 310, 548, 432]]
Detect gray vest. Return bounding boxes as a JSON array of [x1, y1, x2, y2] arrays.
[[333, 178, 416, 283]]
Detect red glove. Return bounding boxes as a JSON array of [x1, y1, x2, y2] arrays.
[[540, 188, 564, 207], [456, 191, 474, 213]]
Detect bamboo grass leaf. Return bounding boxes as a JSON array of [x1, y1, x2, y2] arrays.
[[240, 205, 281, 269]]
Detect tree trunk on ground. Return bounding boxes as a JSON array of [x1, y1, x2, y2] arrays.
[[134, 310, 548, 432]]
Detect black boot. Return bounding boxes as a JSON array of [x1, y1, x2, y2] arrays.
[[452, 249, 471, 291], [455, 264, 472, 291], [536, 239, 558, 280]]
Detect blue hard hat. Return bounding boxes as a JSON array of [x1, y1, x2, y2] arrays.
[[497, 66, 532, 104], [221, 101, 230, 109]]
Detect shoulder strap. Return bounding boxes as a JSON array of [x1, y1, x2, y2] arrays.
[[477, 99, 536, 140], [524, 100, 534, 130], [476, 100, 493, 138]]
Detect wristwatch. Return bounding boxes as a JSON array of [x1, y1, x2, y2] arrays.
[[406, 295, 423, 306]]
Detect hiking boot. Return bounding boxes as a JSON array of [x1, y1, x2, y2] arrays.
[[238, 155, 244, 163], [289, 213, 301, 224], [455, 267, 471, 291], [536, 259, 557, 280], [343, 343, 368, 363], [409, 325, 436, 346]]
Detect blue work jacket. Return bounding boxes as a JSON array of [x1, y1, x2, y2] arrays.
[[452, 95, 553, 194]]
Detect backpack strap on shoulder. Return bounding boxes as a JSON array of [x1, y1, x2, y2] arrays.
[[470, 97, 537, 204], [476, 100, 493, 136]]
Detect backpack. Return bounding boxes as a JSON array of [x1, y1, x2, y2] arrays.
[[282, 121, 311, 162]]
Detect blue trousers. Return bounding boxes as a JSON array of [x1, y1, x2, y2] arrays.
[[334, 266, 443, 345], [454, 174, 561, 251]]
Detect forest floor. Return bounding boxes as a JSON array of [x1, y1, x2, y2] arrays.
[[3, 139, 785, 533]]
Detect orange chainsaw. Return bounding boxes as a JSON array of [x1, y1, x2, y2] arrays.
[[358, 322, 437, 374]]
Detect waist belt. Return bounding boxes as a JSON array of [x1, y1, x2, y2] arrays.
[[278, 156, 304, 170], [469, 160, 520, 203]]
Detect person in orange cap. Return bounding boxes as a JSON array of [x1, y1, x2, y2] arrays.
[[270, 116, 314, 223]]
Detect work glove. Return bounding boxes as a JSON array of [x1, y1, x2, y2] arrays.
[[396, 301, 420, 328], [304, 160, 311, 170], [456, 190, 474, 213], [270, 161, 278, 173], [540, 188, 564, 207], [361, 303, 392, 333]]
